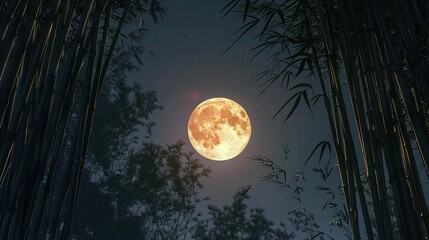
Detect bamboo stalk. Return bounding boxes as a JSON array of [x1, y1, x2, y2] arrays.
[[393, 96, 429, 238], [345, 1, 424, 239], [37, 120, 68, 240], [0, 1, 62, 234], [21, 10, 64, 239], [0, 0, 59, 165], [0, 99, 31, 239], [370, 0, 429, 178], [343, 1, 400, 239], [364, 2, 429, 237], [36, 6, 95, 227], [0, 0, 93, 237], [315, 1, 366, 238], [328, 39, 374, 240], [24, 1, 77, 238], [372, 27, 421, 238], [0, 0, 21, 36], [0, 0, 42, 126], [60, 2, 107, 237], [0, 0, 27, 82], [356, 3, 392, 238], [61, 1, 131, 236], [0, 0, 157, 237], [389, 0, 429, 96]]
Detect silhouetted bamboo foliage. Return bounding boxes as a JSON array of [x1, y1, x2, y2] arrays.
[[0, 0, 164, 238], [224, 0, 429, 239]]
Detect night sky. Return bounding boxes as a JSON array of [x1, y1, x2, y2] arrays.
[[129, 0, 340, 232]]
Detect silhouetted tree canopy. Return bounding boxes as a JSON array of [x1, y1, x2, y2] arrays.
[[193, 188, 332, 240], [73, 48, 211, 239]]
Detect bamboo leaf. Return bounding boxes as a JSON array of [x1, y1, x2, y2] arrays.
[[283, 93, 302, 122], [287, 83, 313, 91], [310, 94, 324, 106], [305, 141, 331, 165], [319, 141, 331, 164], [301, 90, 314, 115], [220, 0, 241, 18], [271, 91, 301, 120], [296, 58, 306, 77], [276, 9, 285, 24], [223, 19, 258, 54], [260, 10, 276, 40], [243, 0, 250, 22]]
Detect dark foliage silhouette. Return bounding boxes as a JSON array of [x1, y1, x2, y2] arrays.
[[223, 0, 429, 239], [0, 0, 164, 238]]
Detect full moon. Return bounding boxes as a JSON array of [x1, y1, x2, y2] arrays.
[[187, 97, 251, 161]]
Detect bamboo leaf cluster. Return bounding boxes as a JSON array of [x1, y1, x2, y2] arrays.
[[225, 0, 429, 239]]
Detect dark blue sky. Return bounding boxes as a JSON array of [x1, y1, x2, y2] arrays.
[[129, 0, 341, 234]]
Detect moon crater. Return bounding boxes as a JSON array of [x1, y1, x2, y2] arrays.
[[188, 98, 251, 161]]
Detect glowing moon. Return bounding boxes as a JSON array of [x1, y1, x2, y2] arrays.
[[187, 97, 251, 161]]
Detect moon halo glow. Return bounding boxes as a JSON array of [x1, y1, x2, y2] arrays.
[[187, 97, 251, 161]]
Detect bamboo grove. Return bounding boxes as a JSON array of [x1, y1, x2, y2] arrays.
[[0, 0, 164, 239], [224, 0, 429, 239]]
